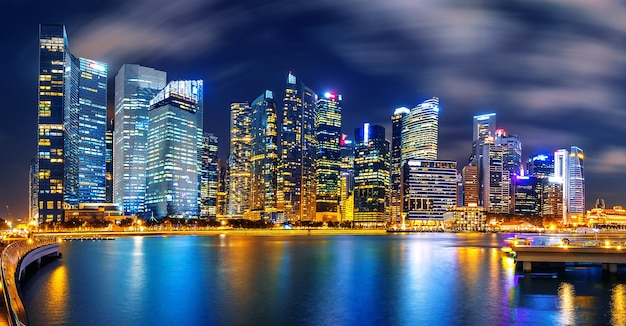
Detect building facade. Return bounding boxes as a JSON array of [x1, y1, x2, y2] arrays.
[[113, 64, 167, 216], [201, 133, 218, 218], [402, 160, 457, 222], [315, 92, 342, 221], [401, 97, 439, 161], [227, 102, 252, 218], [462, 165, 479, 207], [390, 107, 409, 223]]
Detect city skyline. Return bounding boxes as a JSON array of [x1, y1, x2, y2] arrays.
[[2, 0, 626, 220]]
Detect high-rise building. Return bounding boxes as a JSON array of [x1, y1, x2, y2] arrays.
[[216, 159, 228, 219], [279, 72, 318, 222], [401, 97, 439, 161], [250, 91, 280, 220], [481, 140, 512, 214], [145, 80, 203, 218], [469, 113, 496, 166], [553, 147, 585, 222], [105, 120, 113, 203], [353, 124, 389, 225], [201, 133, 218, 218], [541, 177, 563, 219], [339, 134, 355, 223], [227, 102, 252, 218], [29, 159, 38, 222], [527, 154, 554, 178], [315, 92, 342, 222], [113, 64, 167, 216], [462, 165, 479, 206], [403, 160, 457, 222], [513, 176, 541, 216], [390, 107, 409, 222], [37, 24, 107, 222], [494, 128, 522, 177]]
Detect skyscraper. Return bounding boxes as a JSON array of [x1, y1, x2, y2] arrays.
[[390, 107, 409, 222], [228, 102, 252, 218], [250, 91, 279, 220], [462, 165, 479, 207], [494, 128, 522, 177], [527, 154, 554, 178], [481, 140, 512, 214], [113, 64, 167, 216], [145, 80, 203, 218], [37, 24, 107, 222], [279, 72, 318, 222], [401, 97, 439, 161], [469, 113, 496, 166], [568, 146, 585, 216], [353, 123, 390, 225], [201, 133, 219, 218], [315, 92, 342, 222], [403, 160, 457, 222]]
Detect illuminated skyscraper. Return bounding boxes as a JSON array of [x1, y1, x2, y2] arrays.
[[470, 113, 496, 166], [279, 72, 318, 222], [145, 80, 203, 218], [339, 134, 355, 222], [403, 160, 457, 222], [481, 140, 511, 214], [527, 154, 554, 178], [228, 102, 252, 218], [201, 133, 218, 218], [494, 128, 522, 177], [401, 97, 439, 161], [513, 176, 541, 216], [390, 107, 409, 222], [315, 92, 342, 221], [353, 124, 390, 225], [216, 159, 228, 219], [113, 64, 167, 216], [250, 91, 279, 220], [105, 120, 113, 203], [554, 147, 585, 221], [462, 165, 479, 206], [37, 24, 107, 222]]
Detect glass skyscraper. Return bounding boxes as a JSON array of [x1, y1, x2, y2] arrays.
[[145, 80, 203, 218], [37, 24, 107, 222], [353, 123, 390, 225], [390, 107, 409, 222], [113, 64, 167, 216], [401, 97, 439, 162], [315, 92, 342, 221], [402, 160, 457, 221], [228, 102, 252, 218], [470, 113, 496, 166], [279, 72, 318, 222], [250, 91, 279, 220], [201, 133, 219, 218], [481, 140, 511, 214]]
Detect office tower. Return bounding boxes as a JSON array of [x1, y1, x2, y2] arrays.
[[113, 64, 167, 216], [481, 140, 511, 214], [315, 92, 342, 222], [216, 159, 228, 219], [390, 107, 409, 222], [494, 129, 522, 177], [37, 24, 107, 222], [201, 133, 218, 218], [228, 102, 252, 218], [553, 147, 585, 222], [541, 178, 563, 219], [527, 154, 554, 178], [145, 80, 203, 218], [250, 91, 279, 220], [403, 160, 457, 223], [402, 97, 439, 161], [29, 159, 38, 221], [353, 124, 390, 225], [105, 120, 113, 203], [462, 165, 479, 206], [469, 113, 496, 166], [513, 176, 541, 216], [279, 72, 318, 222], [339, 134, 355, 222]]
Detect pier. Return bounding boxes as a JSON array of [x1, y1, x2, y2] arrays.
[[514, 243, 626, 273]]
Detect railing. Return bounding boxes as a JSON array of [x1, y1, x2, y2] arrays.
[[1, 238, 59, 326]]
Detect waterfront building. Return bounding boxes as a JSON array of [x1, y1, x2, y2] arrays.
[[448, 206, 487, 232], [390, 107, 409, 223], [462, 165, 479, 207], [145, 80, 203, 218], [513, 176, 541, 216], [105, 120, 113, 203], [494, 129, 522, 177], [469, 113, 496, 166], [401, 97, 439, 162], [541, 177, 563, 219], [37, 24, 108, 222], [250, 91, 280, 221], [553, 147, 585, 223], [481, 140, 512, 214], [339, 134, 355, 222], [113, 64, 167, 216], [315, 92, 342, 222], [402, 160, 457, 224], [216, 159, 228, 219], [353, 124, 389, 225], [29, 159, 38, 221], [227, 102, 252, 218], [279, 72, 318, 222], [201, 133, 218, 218], [587, 206, 626, 226]]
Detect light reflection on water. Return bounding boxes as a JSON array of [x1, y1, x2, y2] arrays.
[[20, 234, 626, 325]]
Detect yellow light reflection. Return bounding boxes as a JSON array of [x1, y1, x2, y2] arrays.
[[558, 283, 575, 325], [48, 265, 68, 310], [611, 284, 626, 326]]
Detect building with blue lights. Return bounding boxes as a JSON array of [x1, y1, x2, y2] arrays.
[[315, 92, 342, 221], [201, 133, 218, 218], [145, 80, 203, 218], [113, 64, 167, 216], [402, 160, 457, 222], [513, 176, 541, 216], [554, 147, 585, 223], [37, 24, 108, 222]]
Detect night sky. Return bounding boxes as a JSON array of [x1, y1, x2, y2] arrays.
[[1, 0, 625, 220]]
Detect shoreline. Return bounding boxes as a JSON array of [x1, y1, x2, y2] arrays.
[[32, 229, 389, 238]]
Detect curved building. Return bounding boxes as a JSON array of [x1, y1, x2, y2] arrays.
[[401, 97, 439, 162]]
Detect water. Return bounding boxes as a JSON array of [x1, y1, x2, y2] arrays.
[[21, 233, 626, 325]]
